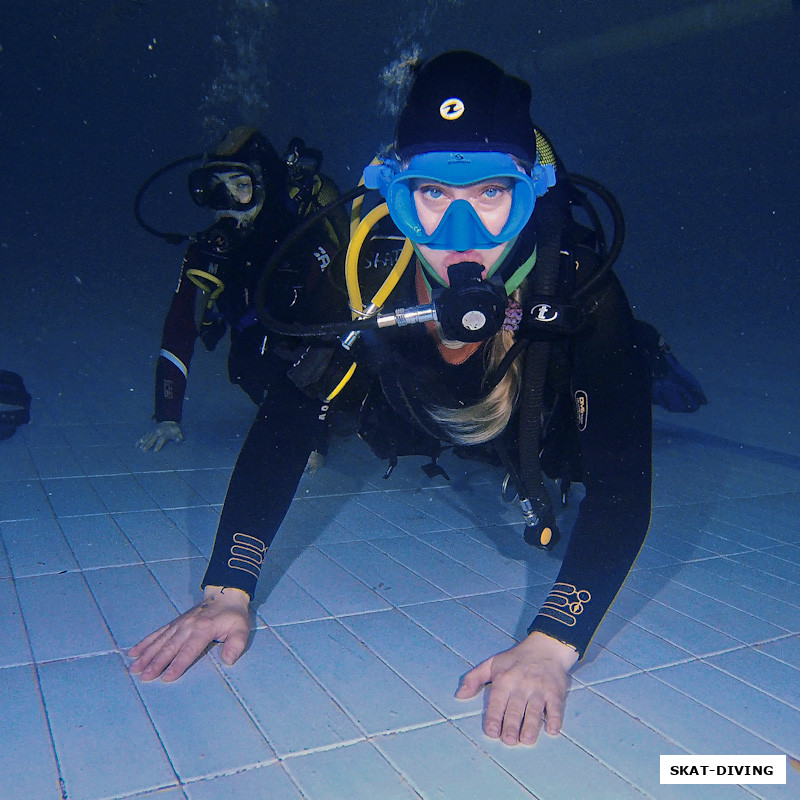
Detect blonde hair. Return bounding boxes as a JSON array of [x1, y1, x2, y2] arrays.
[[428, 291, 522, 445]]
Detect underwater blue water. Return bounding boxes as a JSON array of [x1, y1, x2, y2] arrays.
[[0, 2, 798, 798]]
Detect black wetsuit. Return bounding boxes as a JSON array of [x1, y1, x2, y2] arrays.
[[152, 177, 346, 423], [201, 219, 653, 659]]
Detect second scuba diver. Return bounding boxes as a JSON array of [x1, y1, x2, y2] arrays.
[[130, 52, 705, 748], [136, 126, 348, 460]]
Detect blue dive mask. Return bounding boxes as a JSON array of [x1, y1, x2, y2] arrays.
[[363, 151, 556, 251]]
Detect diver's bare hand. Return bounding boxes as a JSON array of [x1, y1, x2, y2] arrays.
[[304, 449, 325, 475], [128, 586, 251, 682], [136, 421, 184, 453], [456, 632, 578, 746]]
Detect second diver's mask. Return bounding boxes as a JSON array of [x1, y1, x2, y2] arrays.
[[363, 151, 555, 251], [188, 160, 266, 223]]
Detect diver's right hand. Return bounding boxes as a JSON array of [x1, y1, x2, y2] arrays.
[[136, 421, 184, 452], [128, 586, 251, 682]]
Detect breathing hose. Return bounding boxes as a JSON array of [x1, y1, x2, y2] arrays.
[[133, 153, 203, 244], [515, 177, 571, 549], [568, 174, 625, 300]]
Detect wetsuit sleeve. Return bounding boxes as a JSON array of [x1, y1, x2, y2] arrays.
[[201, 375, 326, 598], [154, 251, 200, 423], [527, 275, 653, 657]]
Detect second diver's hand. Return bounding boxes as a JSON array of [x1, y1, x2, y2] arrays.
[[136, 420, 184, 452]]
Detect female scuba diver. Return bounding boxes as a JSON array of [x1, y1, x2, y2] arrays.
[[129, 51, 654, 748]]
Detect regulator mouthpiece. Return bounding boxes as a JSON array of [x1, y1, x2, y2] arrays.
[[434, 262, 508, 342]]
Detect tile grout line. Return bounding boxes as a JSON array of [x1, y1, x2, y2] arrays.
[[643, 658, 800, 761]]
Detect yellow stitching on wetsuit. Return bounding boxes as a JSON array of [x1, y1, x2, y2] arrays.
[[228, 532, 267, 578], [539, 583, 592, 627]]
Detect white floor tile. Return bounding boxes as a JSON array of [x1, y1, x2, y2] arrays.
[[89, 473, 160, 513], [58, 513, 143, 569], [729, 549, 800, 585], [184, 763, 302, 799], [0, 479, 55, 521], [276, 546, 392, 616], [355, 490, 454, 535], [163, 505, 221, 557], [400, 598, 517, 665], [454, 714, 649, 800], [460, 589, 542, 640], [0, 441, 38, 481], [652, 660, 800, 756], [0, 517, 79, 577], [71, 443, 132, 476], [463, 524, 562, 582], [370, 536, 501, 597], [277, 617, 441, 734], [651, 563, 800, 631], [622, 570, 788, 643], [392, 486, 492, 530], [133, 788, 186, 800], [317, 539, 448, 606], [563, 688, 755, 799], [594, 671, 785, 755], [0, 578, 33, 667], [284, 739, 422, 799], [704, 646, 800, 710], [135, 469, 209, 510], [28, 445, 85, 479], [609, 587, 743, 655], [113, 509, 204, 561], [42, 475, 108, 517], [39, 653, 176, 799], [215, 627, 363, 757], [571, 642, 641, 685], [86, 563, 181, 649], [419, 528, 534, 588], [6, 327, 798, 799], [756, 635, 800, 667], [691, 557, 800, 607], [375, 722, 538, 800], [178, 467, 232, 505], [302, 494, 408, 541], [16, 571, 115, 661], [253, 560, 332, 625], [147, 557, 210, 611], [592, 612, 695, 670], [135, 658, 275, 780], [0, 664, 62, 799], [341, 608, 479, 718]]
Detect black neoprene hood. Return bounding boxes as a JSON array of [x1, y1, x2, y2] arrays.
[[395, 51, 539, 164]]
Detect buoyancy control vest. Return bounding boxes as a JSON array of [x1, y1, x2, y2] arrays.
[[254, 133, 626, 548]]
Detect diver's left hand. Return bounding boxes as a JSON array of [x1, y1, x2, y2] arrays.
[[456, 631, 578, 746], [136, 421, 184, 453], [304, 450, 325, 475]]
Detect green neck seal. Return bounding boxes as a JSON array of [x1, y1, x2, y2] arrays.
[[412, 237, 537, 297]]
